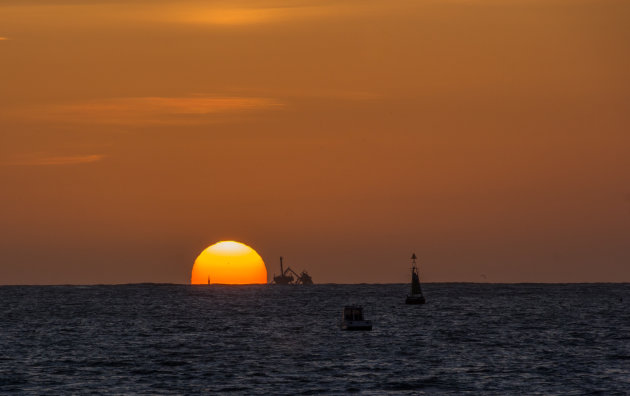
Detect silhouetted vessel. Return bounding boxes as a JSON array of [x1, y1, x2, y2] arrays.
[[272, 257, 313, 285], [341, 305, 372, 331], [405, 253, 426, 304]]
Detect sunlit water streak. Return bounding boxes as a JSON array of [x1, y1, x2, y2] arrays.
[[1, 284, 629, 394]]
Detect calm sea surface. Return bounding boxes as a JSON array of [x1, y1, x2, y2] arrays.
[[1, 284, 629, 394]]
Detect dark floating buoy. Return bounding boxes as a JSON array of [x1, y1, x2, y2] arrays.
[[405, 253, 426, 304]]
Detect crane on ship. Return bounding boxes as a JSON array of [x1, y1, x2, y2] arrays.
[[272, 256, 313, 285]]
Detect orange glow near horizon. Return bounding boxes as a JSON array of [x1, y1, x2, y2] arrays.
[[191, 241, 267, 284], [1, 0, 630, 284]]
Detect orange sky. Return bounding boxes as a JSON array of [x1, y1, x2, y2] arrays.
[[1, 0, 629, 284]]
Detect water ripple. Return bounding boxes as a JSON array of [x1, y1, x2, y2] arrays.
[[1, 283, 629, 394]]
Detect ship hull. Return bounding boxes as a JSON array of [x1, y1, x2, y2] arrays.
[[273, 275, 293, 285], [405, 295, 426, 304], [341, 320, 372, 331]]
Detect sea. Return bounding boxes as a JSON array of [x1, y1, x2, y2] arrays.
[[1, 284, 629, 394]]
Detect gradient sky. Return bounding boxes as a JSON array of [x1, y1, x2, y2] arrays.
[[1, 0, 629, 284]]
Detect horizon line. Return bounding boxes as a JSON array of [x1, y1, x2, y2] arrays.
[[1, 281, 629, 287]]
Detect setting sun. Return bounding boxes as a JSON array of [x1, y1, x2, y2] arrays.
[[191, 241, 267, 284]]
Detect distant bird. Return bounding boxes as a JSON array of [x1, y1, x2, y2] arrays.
[[480, 274, 487, 280]]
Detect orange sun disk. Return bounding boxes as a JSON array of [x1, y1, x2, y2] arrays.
[[191, 241, 267, 284]]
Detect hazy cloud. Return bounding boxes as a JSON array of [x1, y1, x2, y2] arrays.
[[168, 4, 335, 26], [0, 37, 9, 40], [5, 96, 283, 126], [0, 1, 409, 31], [0, 1, 358, 29], [5, 154, 105, 166]]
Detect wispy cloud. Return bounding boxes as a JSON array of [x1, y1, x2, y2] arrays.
[[0, 37, 9, 40], [5, 95, 283, 126], [6, 154, 106, 166], [0, 0, 408, 39], [170, 5, 332, 26], [0, 1, 363, 31]]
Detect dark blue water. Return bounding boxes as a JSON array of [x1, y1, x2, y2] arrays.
[[1, 284, 629, 394]]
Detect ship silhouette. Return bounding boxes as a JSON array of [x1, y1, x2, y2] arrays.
[[272, 257, 313, 285]]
